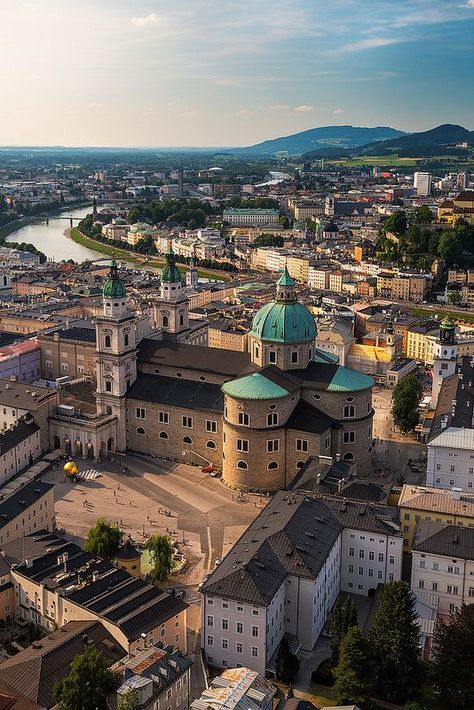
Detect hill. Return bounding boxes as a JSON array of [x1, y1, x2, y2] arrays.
[[232, 125, 406, 156], [359, 123, 473, 157]]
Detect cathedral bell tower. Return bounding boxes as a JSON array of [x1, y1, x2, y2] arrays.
[[153, 248, 190, 339], [431, 316, 458, 409], [95, 259, 137, 451]]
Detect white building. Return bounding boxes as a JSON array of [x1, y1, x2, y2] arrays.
[[431, 318, 457, 410], [223, 209, 280, 226], [414, 172, 432, 196], [411, 522, 474, 618], [201, 489, 402, 674], [427, 427, 474, 491]]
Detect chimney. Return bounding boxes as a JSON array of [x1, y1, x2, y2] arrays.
[[92, 571, 99, 582], [452, 487, 462, 501]]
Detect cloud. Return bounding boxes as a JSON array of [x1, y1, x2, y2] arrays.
[[269, 104, 290, 111], [467, 0, 474, 6], [294, 105, 315, 113], [131, 13, 160, 28], [333, 108, 344, 114], [338, 37, 401, 53]]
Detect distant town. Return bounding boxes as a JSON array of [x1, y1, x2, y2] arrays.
[[0, 128, 473, 709]]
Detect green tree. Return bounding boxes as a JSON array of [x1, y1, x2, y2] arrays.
[[392, 373, 423, 433], [412, 205, 433, 224], [333, 626, 371, 705], [381, 210, 407, 236], [369, 581, 423, 703], [53, 645, 116, 710], [430, 603, 474, 709], [275, 636, 300, 684], [438, 230, 463, 267], [118, 689, 139, 710], [330, 597, 358, 665], [447, 289, 462, 306], [84, 518, 123, 561], [253, 233, 284, 248], [144, 534, 174, 583]]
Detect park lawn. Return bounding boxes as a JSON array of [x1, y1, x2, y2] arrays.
[[411, 306, 474, 325], [69, 227, 230, 281], [328, 154, 419, 167]]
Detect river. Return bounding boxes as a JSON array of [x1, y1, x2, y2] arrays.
[[5, 205, 102, 262], [255, 171, 291, 187]]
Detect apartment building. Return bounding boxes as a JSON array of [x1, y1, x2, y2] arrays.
[[8, 530, 188, 654], [223, 209, 280, 226], [38, 325, 97, 380], [287, 255, 313, 283], [0, 379, 57, 452], [115, 645, 192, 710], [406, 322, 439, 363], [308, 265, 331, 291], [191, 668, 276, 710], [398, 484, 474, 551], [208, 320, 249, 352], [411, 522, 474, 617], [0, 479, 55, 548], [201, 489, 402, 674], [0, 417, 42, 487], [427, 427, 474, 491]]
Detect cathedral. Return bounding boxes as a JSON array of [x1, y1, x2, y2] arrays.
[[49, 252, 375, 491]]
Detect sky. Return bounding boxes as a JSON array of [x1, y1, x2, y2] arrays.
[[0, 0, 474, 147]]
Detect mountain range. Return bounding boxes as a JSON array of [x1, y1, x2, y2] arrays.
[[232, 125, 406, 156]]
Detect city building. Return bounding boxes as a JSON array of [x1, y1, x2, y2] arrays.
[[398, 483, 474, 551], [427, 428, 474, 491], [411, 522, 474, 618], [430, 317, 458, 409], [115, 645, 192, 710], [223, 209, 280, 226], [201, 488, 402, 673], [414, 172, 432, 196], [190, 668, 276, 710], [438, 190, 474, 225]]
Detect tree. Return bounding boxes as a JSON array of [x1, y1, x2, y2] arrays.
[[252, 233, 284, 248], [412, 205, 433, 224], [333, 626, 371, 705], [118, 689, 139, 710], [275, 636, 300, 684], [392, 373, 423, 433], [84, 518, 123, 561], [330, 597, 358, 665], [438, 230, 463, 267], [381, 210, 407, 236], [447, 289, 462, 306], [430, 603, 474, 709], [369, 581, 424, 703], [53, 645, 116, 710], [144, 534, 174, 583]]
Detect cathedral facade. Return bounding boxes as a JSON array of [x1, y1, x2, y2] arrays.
[[49, 255, 375, 491]]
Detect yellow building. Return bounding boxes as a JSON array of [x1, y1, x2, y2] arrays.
[[287, 255, 312, 283], [208, 320, 249, 352], [398, 484, 474, 551], [438, 191, 474, 225]]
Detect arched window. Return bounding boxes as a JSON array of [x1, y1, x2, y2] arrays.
[[267, 461, 279, 470], [124, 333, 129, 347], [159, 431, 168, 439], [104, 335, 111, 348], [237, 460, 248, 470], [136, 427, 145, 435], [163, 316, 169, 327], [183, 436, 192, 445], [296, 461, 305, 468], [343, 452, 354, 461], [206, 440, 216, 449], [180, 314, 184, 326]]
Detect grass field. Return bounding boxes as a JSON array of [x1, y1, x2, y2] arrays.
[[69, 227, 230, 281], [329, 154, 420, 167], [412, 306, 474, 325]]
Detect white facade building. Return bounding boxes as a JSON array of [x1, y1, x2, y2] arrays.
[[427, 427, 474, 491], [201, 490, 402, 674], [414, 172, 432, 196], [223, 209, 280, 226], [411, 522, 474, 618]]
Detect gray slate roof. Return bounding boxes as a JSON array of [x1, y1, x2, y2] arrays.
[[412, 522, 474, 560], [127, 373, 224, 413]]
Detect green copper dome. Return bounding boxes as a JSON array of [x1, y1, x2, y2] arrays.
[[103, 259, 126, 299], [161, 248, 182, 283], [222, 372, 290, 400], [249, 301, 316, 343]]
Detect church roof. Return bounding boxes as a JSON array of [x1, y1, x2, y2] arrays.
[[222, 372, 290, 400], [277, 266, 295, 287], [103, 258, 126, 299], [249, 301, 316, 344], [161, 249, 182, 284]]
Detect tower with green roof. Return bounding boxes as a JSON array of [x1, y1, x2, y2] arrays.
[[95, 258, 137, 451], [154, 247, 190, 338], [432, 314, 458, 408], [248, 266, 317, 370]]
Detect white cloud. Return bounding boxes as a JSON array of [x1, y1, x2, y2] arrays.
[[131, 13, 160, 28], [333, 108, 344, 114], [338, 37, 400, 53], [294, 104, 315, 113], [467, 0, 474, 7]]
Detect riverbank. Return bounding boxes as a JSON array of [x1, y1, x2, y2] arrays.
[[0, 201, 90, 240], [68, 228, 231, 281]]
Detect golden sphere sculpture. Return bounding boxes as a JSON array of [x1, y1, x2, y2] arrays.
[[63, 461, 78, 477]]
